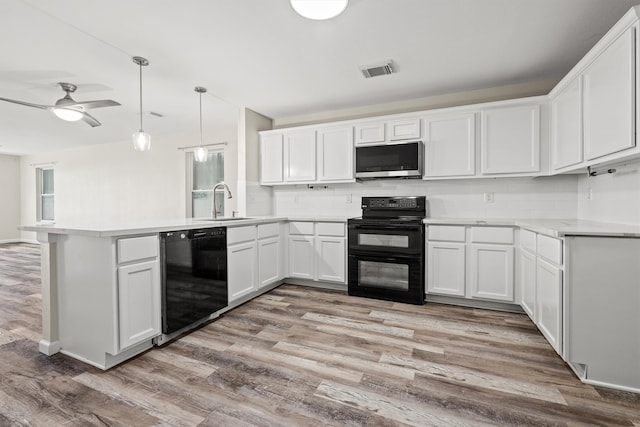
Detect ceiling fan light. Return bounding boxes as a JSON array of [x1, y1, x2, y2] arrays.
[[193, 146, 208, 162], [53, 107, 83, 122], [132, 130, 151, 151], [290, 0, 348, 20]]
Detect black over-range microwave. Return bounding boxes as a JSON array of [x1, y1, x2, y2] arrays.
[[355, 141, 423, 179]]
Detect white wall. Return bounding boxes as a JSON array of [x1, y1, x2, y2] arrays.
[[20, 128, 237, 241], [273, 176, 579, 219], [238, 108, 274, 217], [0, 154, 21, 242], [577, 160, 640, 226]]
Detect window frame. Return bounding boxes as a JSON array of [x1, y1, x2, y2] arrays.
[[185, 148, 225, 218], [36, 166, 55, 223]]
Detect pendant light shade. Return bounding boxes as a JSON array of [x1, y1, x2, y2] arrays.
[[132, 56, 150, 152], [290, 0, 348, 20], [193, 86, 208, 163]]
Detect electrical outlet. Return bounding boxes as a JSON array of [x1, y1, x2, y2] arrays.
[[346, 194, 352, 203], [483, 192, 494, 203], [587, 188, 593, 201]]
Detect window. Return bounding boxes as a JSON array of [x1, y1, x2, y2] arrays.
[[37, 167, 55, 222], [187, 151, 225, 218]]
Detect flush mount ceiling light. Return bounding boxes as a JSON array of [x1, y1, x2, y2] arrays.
[[290, 0, 348, 20], [193, 86, 208, 163], [132, 56, 151, 152]]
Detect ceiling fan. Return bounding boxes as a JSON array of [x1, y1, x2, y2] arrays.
[[0, 82, 120, 127]]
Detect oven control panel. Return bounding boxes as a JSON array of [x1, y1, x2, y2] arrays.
[[362, 196, 422, 209]]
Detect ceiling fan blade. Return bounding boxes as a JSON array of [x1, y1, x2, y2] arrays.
[[0, 97, 51, 110], [81, 112, 101, 127], [73, 99, 121, 109]]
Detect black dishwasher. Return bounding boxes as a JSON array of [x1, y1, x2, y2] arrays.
[[160, 228, 227, 335]]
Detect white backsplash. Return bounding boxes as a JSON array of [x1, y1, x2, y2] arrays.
[[577, 160, 640, 226], [273, 176, 579, 219]]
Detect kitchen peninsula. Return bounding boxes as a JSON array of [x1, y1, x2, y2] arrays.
[[20, 216, 640, 393]]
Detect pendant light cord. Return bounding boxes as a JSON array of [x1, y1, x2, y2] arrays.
[[139, 62, 144, 131], [199, 91, 203, 146]]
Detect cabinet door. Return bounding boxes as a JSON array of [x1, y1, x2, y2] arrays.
[[583, 26, 636, 161], [481, 104, 540, 174], [423, 114, 476, 177], [288, 236, 315, 279], [260, 133, 284, 184], [285, 130, 316, 182], [388, 118, 421, 141], [354, 122, 385, 145], [551, 77, 583, 170], [427, 242, 466, 296], [258, 237, 280, 288], [536, 258, 562, 354], [316, 237, 345, 283], [228, 242, 257, 303], [317, 126, 354, 182], [469, 244, 514, 302], [519, 248, 536, 320], [117, 260, 160, 350]]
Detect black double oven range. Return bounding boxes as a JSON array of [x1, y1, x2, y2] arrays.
[[348, 196, 427, 305]]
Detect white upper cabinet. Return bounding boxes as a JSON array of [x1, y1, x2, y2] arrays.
[[423, 113, 476, 178], [260, 133, 284, 184], [387, 118, 421, 141], [355, 122, 385, 145], [285, 130, 316, 182], [551, 77, 583, 170], [317, 126, 354, 182], [583, 25, 636, 161], [481, 104, 541, 175]]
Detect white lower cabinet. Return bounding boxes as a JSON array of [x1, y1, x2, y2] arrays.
[[427, 242, 466, 296], [517, 230, 564, 355], [518, 248, 537, 320], [426, 225, 515, 303], [228, 241, 257, 302], [316, 237, 346, 282], [228, 223, 284, 304], [288, 221, 346, 284], [469, 244, 514, 301], [258, 237, 280, 288], [117, 260, 161, 350], [536, 258, 562, 352]]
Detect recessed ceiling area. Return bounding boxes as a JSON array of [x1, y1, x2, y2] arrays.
[[0, 0, 637, 155]]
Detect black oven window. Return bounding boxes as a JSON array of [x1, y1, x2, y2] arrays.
[[358, 260, 409, 290], [358, 233, 409, 248]]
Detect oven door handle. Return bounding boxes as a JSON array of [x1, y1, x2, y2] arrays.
[[348, 224, 422, 231]]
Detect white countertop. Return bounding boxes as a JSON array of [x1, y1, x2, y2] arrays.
[[18, 216, 289, 238], [423, 218, 640, 238], [20, 216, 640, 239]]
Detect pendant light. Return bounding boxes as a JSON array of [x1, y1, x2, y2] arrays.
[[132, 56, 151, 151], [290, 0, 348, 20], [193, 86, 208, 163]]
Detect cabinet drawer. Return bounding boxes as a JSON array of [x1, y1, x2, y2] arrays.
[[316, 222, 345, 237], [519, 229, 537, 253], [428, 226, 466, 242], [537, 234, 563, 265], [257, 222, 280, 239], [228, 225, 257, 245], [117, 235, 158, 264], [471, 227, 514, 244], [289, 221, 314, 235]]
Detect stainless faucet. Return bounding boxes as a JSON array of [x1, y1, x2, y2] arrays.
[[212, 182, 233, 219]]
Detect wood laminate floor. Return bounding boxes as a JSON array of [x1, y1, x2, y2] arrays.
[[1, 242, 639, 426]]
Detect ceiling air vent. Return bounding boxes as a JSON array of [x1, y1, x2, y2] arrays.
[[360, 60, 394, 78]]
